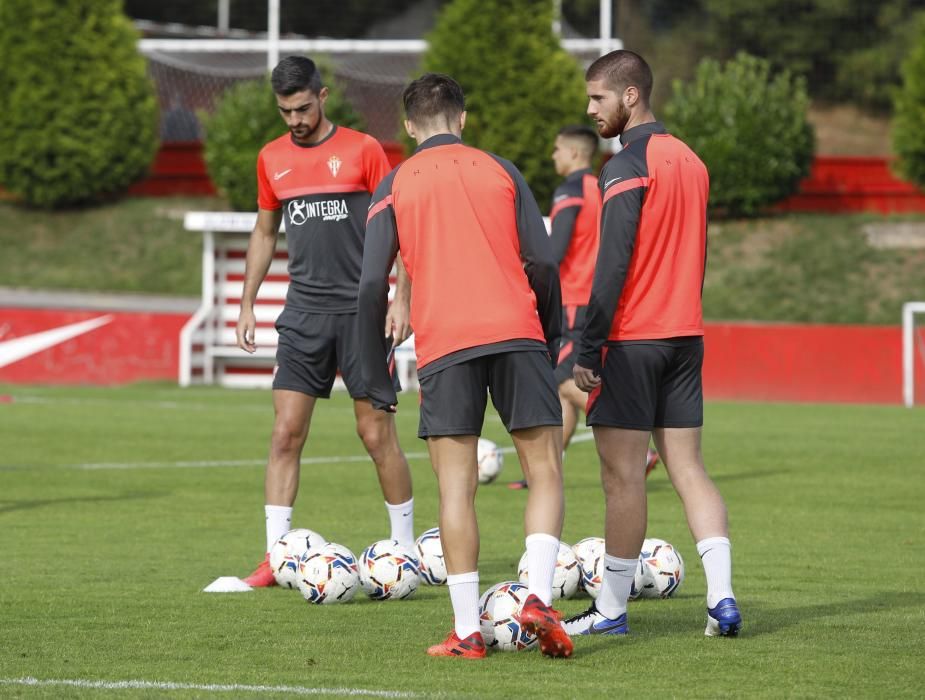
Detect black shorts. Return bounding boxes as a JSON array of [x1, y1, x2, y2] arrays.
[[586, 337, 704, 430], [417, 350, 562, 439], [554, 305, 587, 385], [272, 309, 400, 399]]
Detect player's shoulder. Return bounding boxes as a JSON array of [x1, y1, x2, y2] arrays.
[[333, 125, 383, 150], [259, 131, 292, 157]]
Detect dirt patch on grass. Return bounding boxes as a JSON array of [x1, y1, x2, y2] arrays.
[[809, 104, 893, 156]]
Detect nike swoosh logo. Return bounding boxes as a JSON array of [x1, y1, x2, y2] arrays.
[[605, 566, 630, 573], [402, 511, 411, 517], [274, 169, 292, 180], [0, 315, 114, 368], [604, 177, 623, 188]]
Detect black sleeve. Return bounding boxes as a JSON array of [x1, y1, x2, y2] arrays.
[[548, 182, 583, 264], [358, 173, 400, 411], [495, 157, 562, 363], [577, 163, 646, 372]]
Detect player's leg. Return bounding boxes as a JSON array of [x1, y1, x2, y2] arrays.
[[353, 398, 414, 550], [243, 310, 335, 586], [559, 378, 586, 450], [338, 313, 415, 550], [420, 360, 488, 658], [490, 350, 572, 658], [653, 337, 740, 636], [564, 343, 659, 635]]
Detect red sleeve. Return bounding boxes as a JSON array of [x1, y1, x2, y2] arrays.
[[256, 150, 281, 211], [363, 137, 392, 193]]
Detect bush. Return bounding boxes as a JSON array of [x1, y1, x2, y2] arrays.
[[0, 0, 158, 208], [663, 52, 814, 218], [202, 61, 364, 211], [893, 20, 925, 188], [422, 0, 589, 207]]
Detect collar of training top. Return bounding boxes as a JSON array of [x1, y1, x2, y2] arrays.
[[414, 133, 462, 153], [619, 121, 667, 147], [566, 167, 594, 182]]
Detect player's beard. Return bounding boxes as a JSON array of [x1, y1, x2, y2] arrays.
[[291, 111, 324, 144], [598, 101, 630, 139]]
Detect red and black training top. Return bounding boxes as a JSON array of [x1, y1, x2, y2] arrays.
[[577, 121, 709, 371], [256, 125, 391, 313], [358, 133, 561, 411], [549, 168, 601, 307]]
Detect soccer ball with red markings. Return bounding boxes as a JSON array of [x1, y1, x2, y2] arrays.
[[269, 528, 327, 589], [296, 542, 360, 604], [517, 542, 581, 599], [359, 539, 420, 600], [414, 527, 447, 585], [638, 538, 685, 598], [478, 581, 538, 652], [477, 438, 504, 484]]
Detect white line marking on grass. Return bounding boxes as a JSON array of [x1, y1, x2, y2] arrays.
[[0, 677, 425, 697], [57, 432, 593, 470]]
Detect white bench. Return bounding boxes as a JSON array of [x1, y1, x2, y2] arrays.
[[180, 211, 416, 390]]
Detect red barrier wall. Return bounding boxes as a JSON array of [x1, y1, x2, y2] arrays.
[[0, 308, 188, 385], [130, 144, 925, 214], [1, 307, 917, 404]]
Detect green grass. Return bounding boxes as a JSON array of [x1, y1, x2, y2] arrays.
[[3, 197, 925, 324], [1, 385, 923, 698]]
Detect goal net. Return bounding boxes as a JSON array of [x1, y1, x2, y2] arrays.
[[903, 302, 925, 407]]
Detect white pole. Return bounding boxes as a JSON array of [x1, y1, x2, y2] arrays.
[[600, 0, 612, 56], [553, 0, 562, 36], [217, 0, 229, 34], [903, 302, 915, 408], [267, 0, 280, 72]]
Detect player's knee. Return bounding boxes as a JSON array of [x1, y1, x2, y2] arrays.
[[356, 417, 389, 456], [270, 419, 307, 456]]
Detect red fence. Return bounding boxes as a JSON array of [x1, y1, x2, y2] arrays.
[[0, 307, 915, 405], [131, 143, 925, 213]]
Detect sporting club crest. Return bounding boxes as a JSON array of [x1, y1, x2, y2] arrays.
[[327, 154, 342, 177]]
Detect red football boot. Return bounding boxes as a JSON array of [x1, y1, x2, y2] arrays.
[[515, 594, 573, 658], [426, 631, 487, 658], [242, 553, 277, 587]]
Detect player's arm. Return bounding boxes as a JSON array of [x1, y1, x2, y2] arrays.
[[236, 207, 282, 353], [504, 162, 562, 363], [548, 185, 583, 264], [575, 166, 645, 388], [385, 256, 412, 346], [358, 175, 400, 412]]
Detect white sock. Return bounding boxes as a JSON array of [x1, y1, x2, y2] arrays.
[[447, 571, 481, 639], [385, 497, 415, 551], [264, 505, 293, 553], [595, 554, 637, 619], [697, 536, 734, 608], [525, 532, 560, 606]]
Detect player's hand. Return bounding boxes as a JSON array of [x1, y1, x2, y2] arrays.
[[385, 298, 412, 346], [573, 363, 601, 392], [236, 307, 257, 354]]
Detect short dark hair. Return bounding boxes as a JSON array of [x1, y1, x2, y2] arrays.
[[403, 73, 465, 125], [557, 125, 598, 155], [271, 56, 323, 96], [586, 50, 653, 105]]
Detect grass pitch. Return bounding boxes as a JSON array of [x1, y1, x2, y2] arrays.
[[1, 384, 923, 698]]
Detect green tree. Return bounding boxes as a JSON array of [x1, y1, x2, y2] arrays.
[[893, 21, 925, 187], [0, 0, 158, 207], [663, 53, 814, 218], [202, 61, 364, 211], [422, 0, 589, 207]]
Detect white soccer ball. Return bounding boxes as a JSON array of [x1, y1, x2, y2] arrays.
[[478, 581, 537, 652], [269, 528, 327, 589], [359, 539, 420, 600], [517, 542, 581, 599], [477, 438, 504, 484], [296, 542, 360, 605], [414, 527, 447, 585], [638, 538, 685, 598], [573, 536, 649, 600]]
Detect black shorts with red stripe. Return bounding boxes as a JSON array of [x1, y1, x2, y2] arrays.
[[554, 305, 587, 386], [417, 350, 562, 439], [273, 308, 401, 399], [586, 336, 703, 430]]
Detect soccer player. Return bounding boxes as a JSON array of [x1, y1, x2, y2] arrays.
[[235, 56, 415, 587], [358, 73, 573, 659], [508, 125, 658, 490], [564, 50, 742, 637]]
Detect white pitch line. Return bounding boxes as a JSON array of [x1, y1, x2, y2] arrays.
[[48, 432, 593, 470], [0, 677, 425, 697]]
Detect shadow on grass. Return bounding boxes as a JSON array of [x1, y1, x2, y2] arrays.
[[0, 490, 168, 515]]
